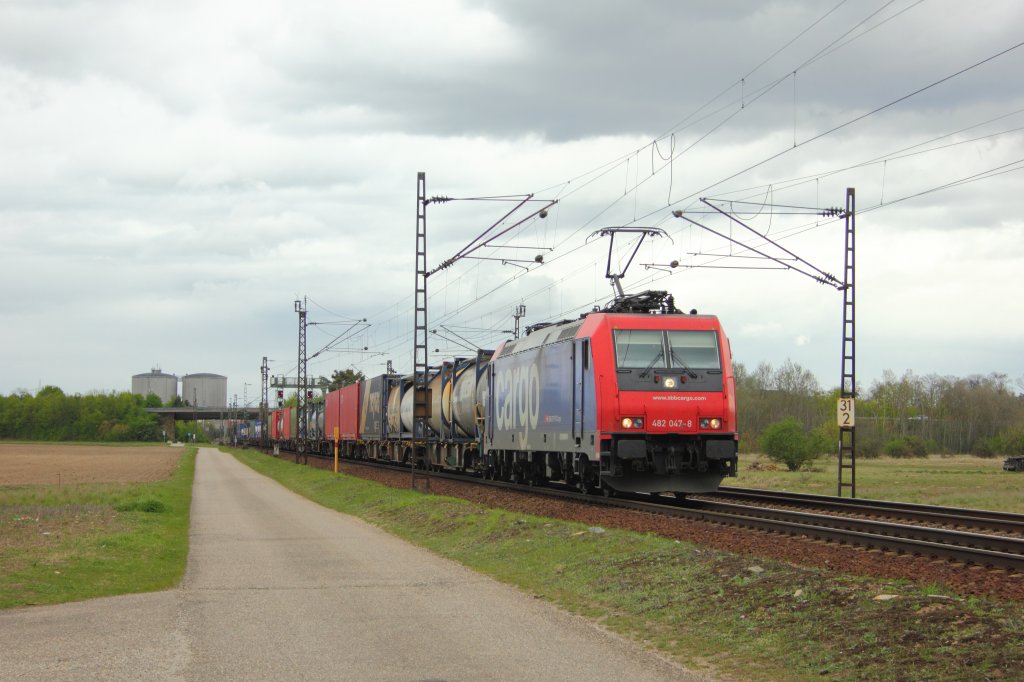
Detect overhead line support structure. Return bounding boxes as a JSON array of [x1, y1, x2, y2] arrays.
[[838, 188, 856, 497], [675, 191, 857, 495], [295, 298, 308, 464], [411, 173, 557, 492], [260, 356, 269, 449], [412, 172, 432, 491]]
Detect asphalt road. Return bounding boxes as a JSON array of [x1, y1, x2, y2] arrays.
[[0, 447, 709, 681]]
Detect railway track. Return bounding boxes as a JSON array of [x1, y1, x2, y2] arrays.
[[710, 487, 1024, 537], [296, 452, 1024, 573], [672, 492, 1024, 572]]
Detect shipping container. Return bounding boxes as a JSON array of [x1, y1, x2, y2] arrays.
[[326, 384, 361, 441]]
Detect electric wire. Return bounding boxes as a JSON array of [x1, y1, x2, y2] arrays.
[[280, 5, 1023, 378]]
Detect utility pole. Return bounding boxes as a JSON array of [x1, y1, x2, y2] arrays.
[[295, 298, 308, 463]]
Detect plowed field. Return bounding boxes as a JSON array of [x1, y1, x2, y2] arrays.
[[0, 444, 182, 485]]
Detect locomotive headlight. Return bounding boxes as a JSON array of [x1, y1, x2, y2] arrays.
[[621, 417, 644, 429], [663, 377, 676, 388], [700, 418, 723, 430], [622, 417, 633, 429]]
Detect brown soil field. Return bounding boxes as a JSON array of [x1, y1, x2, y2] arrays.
[[0, 444, 183, 485]]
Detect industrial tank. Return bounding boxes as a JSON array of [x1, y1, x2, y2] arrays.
[[388, 378, 408, 434], [181, 373, 228, 408], [397, 359, 490, 439], [451, 359, 489, 437], [131, 369, 178, 404]]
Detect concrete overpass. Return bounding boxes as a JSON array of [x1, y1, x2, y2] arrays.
[[146, 407, 263, 420], [145, 406, 264, 438]]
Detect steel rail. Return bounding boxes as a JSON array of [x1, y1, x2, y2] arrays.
[[714, 486, 1024, 535], [677, 498, 1024, 568]]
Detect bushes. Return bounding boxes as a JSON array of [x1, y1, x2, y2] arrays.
[[973, 437, 1001, 459], [759, 417, 832, 471], [883, 435, 929, 458], [1003, 428, 1024, 455], [115, 498, 168, 513], [973, 427, 1024, 458]]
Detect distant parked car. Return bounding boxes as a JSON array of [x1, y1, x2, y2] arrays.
[[1003, 456, 1024, 472]]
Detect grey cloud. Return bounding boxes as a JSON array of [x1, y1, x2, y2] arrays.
[[245, 1, 1024, 142]]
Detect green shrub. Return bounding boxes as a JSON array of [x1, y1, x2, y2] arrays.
[[115, 498, 168, 513], [883, 435, 929, 458], [984, 427, 1024, 457], [973, 436, 1001, 458], [759, 417, 831, 471]]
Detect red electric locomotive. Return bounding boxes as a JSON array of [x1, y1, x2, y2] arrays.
[[484, 290, 738, 495]]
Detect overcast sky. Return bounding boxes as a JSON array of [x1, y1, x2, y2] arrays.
[[2, 0, 1022, 403]]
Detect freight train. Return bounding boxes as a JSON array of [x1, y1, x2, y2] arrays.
[[261, 291, 738, 495]]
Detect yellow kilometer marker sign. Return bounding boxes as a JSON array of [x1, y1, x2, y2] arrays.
[[334, 426, 340, 473], [837, 398, 855, 429]]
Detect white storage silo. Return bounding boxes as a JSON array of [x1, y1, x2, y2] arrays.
[[132, 369, 179, 405], [181, 373, 228, 408]]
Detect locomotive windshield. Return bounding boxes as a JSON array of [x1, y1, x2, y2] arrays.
[[614, 329, 721, 371], [667, 330, 720, 370], [614, 330, 664, 368]]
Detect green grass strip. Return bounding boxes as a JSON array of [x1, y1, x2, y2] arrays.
[[0, 446, 196, 608], [226, 448, 1024, 682]]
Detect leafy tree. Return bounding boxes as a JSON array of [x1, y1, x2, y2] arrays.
[[175, 420, 208, 443], [327, 368, 366, 391], [0, 388, 162, 442], [759, 417, 830, 471], [735, 359, 825, 451], [144, 392, 164, 408]]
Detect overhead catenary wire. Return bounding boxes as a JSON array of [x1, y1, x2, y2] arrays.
[[359, 147, 1024, 368], [298, 5, 1023, 377], [648, 38, 1024, 222], [686, 111, 1024, 208], [507, 3, 943, 277], [685, 156, 1024, 269]]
